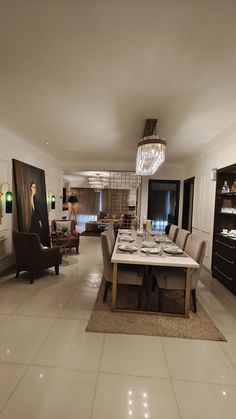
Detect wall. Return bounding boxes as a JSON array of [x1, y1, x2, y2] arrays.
[[139, 164, 185, 228], [0, 125, 63, 273], [184, 127, 236, 270]]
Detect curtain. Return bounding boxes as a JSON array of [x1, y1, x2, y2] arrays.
[[70, 188, 99, 215]]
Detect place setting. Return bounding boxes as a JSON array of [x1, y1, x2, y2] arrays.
[[140, 240, 161, 256], [119, 235, 135, 242], [163, 244, 184, 256], [118, 243, 138, 253]]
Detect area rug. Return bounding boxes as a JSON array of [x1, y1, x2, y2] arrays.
[[86, 279, 226, 341]]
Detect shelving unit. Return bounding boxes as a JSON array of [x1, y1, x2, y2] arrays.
[[212, 164, 236, 294]]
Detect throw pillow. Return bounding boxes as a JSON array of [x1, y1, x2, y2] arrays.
[[55, 221, 71, 234]]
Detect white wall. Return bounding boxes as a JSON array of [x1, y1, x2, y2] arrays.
[[184, 128, 236, 270], [139, 164, 185, 228], [0, 125, 63, 273]]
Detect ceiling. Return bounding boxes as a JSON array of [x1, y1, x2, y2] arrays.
[[0, 0, 236, 174]]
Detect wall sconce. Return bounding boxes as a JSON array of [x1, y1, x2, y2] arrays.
[[210, 168, 217, 181], [48, 189, 56, 210], [0, 182, 13, 221]]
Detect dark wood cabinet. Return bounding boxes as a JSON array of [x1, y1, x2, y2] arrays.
[[212, 164, 236, 294]]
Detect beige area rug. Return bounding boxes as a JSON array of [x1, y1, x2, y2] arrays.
[[86, 280, 226, 341]]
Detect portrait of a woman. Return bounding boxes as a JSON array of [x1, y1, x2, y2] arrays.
[[13, 159, 50, 247], [29, 181, 44, 235]]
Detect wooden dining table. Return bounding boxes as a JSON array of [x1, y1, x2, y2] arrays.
[[111, 229, 199, 317]]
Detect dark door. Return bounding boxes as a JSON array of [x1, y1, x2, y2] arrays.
[[148, 180, 180, 232], [182, 177, 195, 231]]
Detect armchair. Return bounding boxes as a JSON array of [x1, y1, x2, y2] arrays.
[[13, 231, 61, 284], [51, 220, 80, 254]]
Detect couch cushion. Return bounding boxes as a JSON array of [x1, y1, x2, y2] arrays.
[[55, 221, 71, 233]]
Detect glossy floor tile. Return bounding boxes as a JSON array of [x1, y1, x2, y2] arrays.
[[220, 333, 236, 367], [14, 289, 72, 317], [0, 315, 8, 326], [0, 288, 34, 314], [0, 237, 235, 418], [59, 292, 97, 320], [33, 318, 104, 371], [91, 373, 180, 419], [0, 315, 56, 364], [0, 363, 27, 411], [101, 334, 169, 378], [0, 366, 97, 419], [173, 379, 236, 419], [162, 337, 236, 385]]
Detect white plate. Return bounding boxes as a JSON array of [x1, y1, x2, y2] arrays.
[[141, 247, 160, 254], [118, 244, 138, 252], [120, 236, 134, 242], [120, 230, 131, 235], [164, 246, 183, 255], [141, 241, 157, 248], [155, 237, 171, 243]]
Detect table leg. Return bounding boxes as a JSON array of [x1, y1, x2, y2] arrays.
[[184, 267, 192, 317], [111, 263, 118, 311]]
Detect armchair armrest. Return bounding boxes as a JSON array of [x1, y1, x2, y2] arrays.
[[40, 246, 61, 265], [72, 231, 80, 238]]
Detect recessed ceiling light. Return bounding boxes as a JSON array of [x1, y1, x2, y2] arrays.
[[46, 141, 49, 145]]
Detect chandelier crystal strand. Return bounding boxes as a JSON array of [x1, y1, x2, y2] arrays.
[[136, 136, 166, 176], [87, 176, 108, 190]]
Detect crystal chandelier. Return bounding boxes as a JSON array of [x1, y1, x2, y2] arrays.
[[87, 175, 109, 191], [136, 119, 167, 176]]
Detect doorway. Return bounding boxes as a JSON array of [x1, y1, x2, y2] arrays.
[[182, 177, 195, 231], [148, 180, 180, 232]]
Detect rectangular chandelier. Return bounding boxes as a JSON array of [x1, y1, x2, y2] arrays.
[[136, 136, 166, 176]]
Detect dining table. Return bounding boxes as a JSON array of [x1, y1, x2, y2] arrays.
[[111, 229, 199, 317]]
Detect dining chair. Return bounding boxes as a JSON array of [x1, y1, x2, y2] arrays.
[[104, 222, 115, 244], [168, 224, 179, 242], [153, 234, 206, 312], [175, 228, 190, 250], [101, 231, 144, 307]]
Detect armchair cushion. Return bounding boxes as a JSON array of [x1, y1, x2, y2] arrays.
[[55, 220, 72, 233]]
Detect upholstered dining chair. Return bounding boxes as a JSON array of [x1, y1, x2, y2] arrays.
[[13, 231, 61, 284], [153, 234, 206, 312], [104, 222, 115, 244], [168, 224, 179, 242], [175, 228, 190, 250], [101, 231, 144, 307]]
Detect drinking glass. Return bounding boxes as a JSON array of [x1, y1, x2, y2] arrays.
[[146, 248, 151, 256]]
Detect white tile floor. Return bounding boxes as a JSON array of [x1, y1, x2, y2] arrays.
[[0, 236, 235, 418]]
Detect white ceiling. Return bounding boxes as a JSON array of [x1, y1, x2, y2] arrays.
[[0, 0, 236, 174]]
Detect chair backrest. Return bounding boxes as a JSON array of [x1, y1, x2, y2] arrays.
[[101, 231, 113, 282], [104, 222, 115, 243], [52, 219, 75, 234], [168, 224, 179, 242], [185, 234, 206, 288], [13, 231, 42, 268], [175, 228, 190, 250]]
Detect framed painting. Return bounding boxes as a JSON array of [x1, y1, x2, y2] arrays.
[[13, 159, 50, 246]]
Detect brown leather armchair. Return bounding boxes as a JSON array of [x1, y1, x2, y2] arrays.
[[51, 220, 80, 254], [13, 231, 61, 284]]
